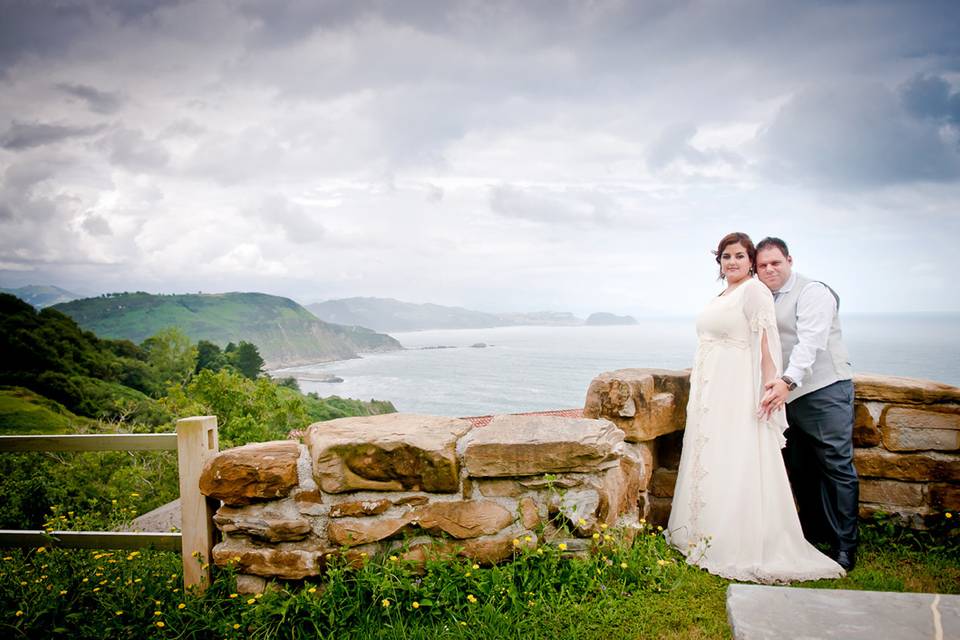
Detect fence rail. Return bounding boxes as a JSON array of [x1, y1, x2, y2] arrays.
[[0, 416, 219, 591]]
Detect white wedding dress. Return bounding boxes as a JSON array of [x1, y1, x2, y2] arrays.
[[666, 277, 844, 583]]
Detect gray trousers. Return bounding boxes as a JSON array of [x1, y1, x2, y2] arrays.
[[784, 379, 859, 552]]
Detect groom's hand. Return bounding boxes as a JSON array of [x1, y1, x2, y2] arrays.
[[759, 379, 790, 418]]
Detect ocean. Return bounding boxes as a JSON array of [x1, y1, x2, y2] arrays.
[[275, 314, 960, 418]]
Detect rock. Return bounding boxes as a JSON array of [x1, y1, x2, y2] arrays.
[[459, 531, 538, 565], [853, 402, 882, 447], [199, 441, 301, 506], [656, 430, 684, 470], [414, 500, 513, 539], [859, 503, 933, 529], [328, 499, 392, 518], [327, 514, 414, 547], [881, 425, 960, 452], [293, 489, 324, 516], [212, 543, 324, 579], [929, 483, 960, 511], [393, 495, 430, 507], [583, 368, 689, 442], [626, 441, 656, 491], [858, 479, 924, 507], [853, 449, 960, 482], [548, 488, 600, 535], [853, 374, 960, 405], [305, 414, 472, 493], [647, 496, 673, 528], [519, 497, 540, 529], [477, 479, 526, 497], [880, 406, 960, 451], [235, 574, 267, 595], [650, 468, 678, 498], [213, 502, 312, 542], [462, 415, 624, 477]]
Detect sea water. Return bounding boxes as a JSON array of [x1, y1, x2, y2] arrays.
[[275, 314, 960, 418]]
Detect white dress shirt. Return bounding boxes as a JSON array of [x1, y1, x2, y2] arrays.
[[774, 272, 838, 388]]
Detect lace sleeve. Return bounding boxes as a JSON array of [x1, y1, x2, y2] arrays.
[[742, 280, 789, 447]]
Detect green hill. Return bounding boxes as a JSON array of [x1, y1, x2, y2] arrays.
[[53, 292, 401, 368], [0, 386, 91, 434]]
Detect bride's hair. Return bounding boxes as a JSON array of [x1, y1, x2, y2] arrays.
[[713, 232, 756, 280]]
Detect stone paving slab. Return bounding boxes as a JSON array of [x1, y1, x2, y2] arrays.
[[727, 584, 959, 640]]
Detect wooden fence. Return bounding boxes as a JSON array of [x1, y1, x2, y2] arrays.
[[0, 416, 219, 591]]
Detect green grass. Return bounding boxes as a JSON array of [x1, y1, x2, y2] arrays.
[[1, 514, 956, 639], [0, 387, 89, 434]]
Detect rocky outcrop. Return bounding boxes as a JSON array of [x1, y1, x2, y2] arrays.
[[200, 413, 644, 589], [585, 369, 960, 529], [199, 441, 301, 506]]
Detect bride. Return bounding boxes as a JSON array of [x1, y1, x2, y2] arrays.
[[666, 232, 844, 584]]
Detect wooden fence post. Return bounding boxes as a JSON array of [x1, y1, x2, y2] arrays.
[[176, 416, 219, 592]]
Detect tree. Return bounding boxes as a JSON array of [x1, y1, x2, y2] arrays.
[[231, 341, 265, 380], [141, 327, 197, 390], [195, 340, 228, 374]]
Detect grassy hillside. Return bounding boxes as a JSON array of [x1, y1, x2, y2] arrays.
[[0, 387, 90, 434], [54, 292, 401, 368]]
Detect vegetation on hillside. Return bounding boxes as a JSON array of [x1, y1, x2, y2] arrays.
[[52, 291, 402, 368], [0, 292, 395, 531]]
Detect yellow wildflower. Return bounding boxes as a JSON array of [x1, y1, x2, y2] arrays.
[[592, 533, 600, 540], [657, 525, 663, 532], [308, 587, 317, 594], [620, 562, 628, 568], [472, 563, 480, 570], [465, 572, 471, 577], [155, 621, 165, 628], [16, 611, 23, 617], [178, 603, 186, 610], [558, 543, 567, 551], [460, 621, 468, 627], [381, 598, 390, 608], [115, 611, 123, 615], [412, 601, 420, 609], [389, 555, 398, 562], [578, 518, 587, 526], [36, 546, 46, 554], [512, 538, 520, 547], [247, 598, 255, 605], [59, 590, 67, 595], [229, 593, 238, 598], [130, 492, 140, 497], [154, 611, 162, 616], [466, 594, 477, 604], [657, 559, 669, 566], [946, 512, 953, 519], [600, 523, 608, 530], [233, 624, 240, 630], [524, 535, 532, 543]]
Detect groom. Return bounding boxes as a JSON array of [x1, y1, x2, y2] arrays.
[[756, 237, 859, 571]]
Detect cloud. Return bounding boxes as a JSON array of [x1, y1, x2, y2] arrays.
[[758, 82, 960, 188], [248, 195, 326, 244], [488, 184, 617, 225], [102, 128, 170, 172], [0, 121, 104, 150], [646, 123, 744, 172], [81, 214, 113, 236], [55, 83, 124, 114], [898, 73, 960, 126]]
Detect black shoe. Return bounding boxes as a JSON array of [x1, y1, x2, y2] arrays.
[[835, 549, 856, 572]]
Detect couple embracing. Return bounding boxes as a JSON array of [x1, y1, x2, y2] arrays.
[[666, 232, 858, 584]]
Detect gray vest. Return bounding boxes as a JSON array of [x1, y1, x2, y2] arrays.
[[775, 273, 853, 402]]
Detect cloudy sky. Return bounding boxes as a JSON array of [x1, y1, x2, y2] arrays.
[[1, 0, 959, 316]]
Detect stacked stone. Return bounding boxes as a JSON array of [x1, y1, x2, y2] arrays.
[[199, 413, 644, 587], [583, 368, 690, 527], [852, 374, 960, 527], [583, 368, 960, 529]]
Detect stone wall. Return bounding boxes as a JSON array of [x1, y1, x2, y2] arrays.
[[199, 413, 645, 588], [584, 369, 960, 529]]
